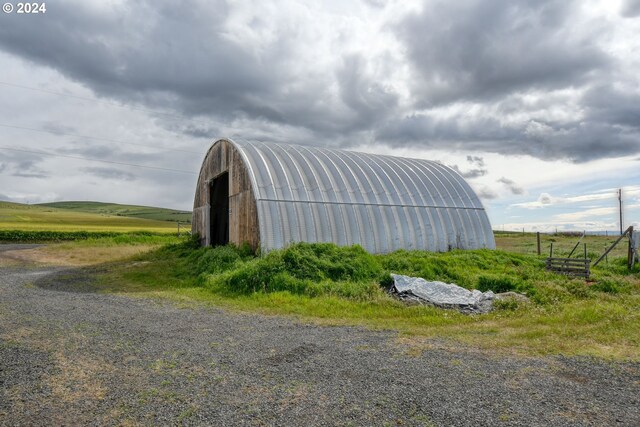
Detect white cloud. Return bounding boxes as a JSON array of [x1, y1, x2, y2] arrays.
[[553, 207, 617, 221], [511, 186, 640, 209], [499, 220, 618, 233]]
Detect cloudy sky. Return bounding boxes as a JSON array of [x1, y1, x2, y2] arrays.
[[1, 0, 639, 232]]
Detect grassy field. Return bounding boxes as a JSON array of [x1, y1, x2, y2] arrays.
[[0, 201, 181, 233], [0, 234, 185, 267], [3, 221, 638, 360], [495, 230, 631, 259], [74, 237, 638, 360], [38, 201, 192, 223]]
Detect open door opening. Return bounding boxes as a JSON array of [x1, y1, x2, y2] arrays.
[[209, 172, 229, 246]]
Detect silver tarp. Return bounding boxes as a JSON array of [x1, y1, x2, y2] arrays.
[[391, 274, 494, 313]]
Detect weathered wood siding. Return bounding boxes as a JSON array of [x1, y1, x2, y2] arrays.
[[192, 140, 259, 250]]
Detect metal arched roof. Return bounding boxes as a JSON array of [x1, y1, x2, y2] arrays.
[[227, 138, 495, 253]]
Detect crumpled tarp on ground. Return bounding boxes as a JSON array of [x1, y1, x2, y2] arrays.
[[391, 274, 494, 314]]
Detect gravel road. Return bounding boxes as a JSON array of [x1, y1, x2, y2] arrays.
[[0, 244, 44, 252], [1, 252, 639, 426]]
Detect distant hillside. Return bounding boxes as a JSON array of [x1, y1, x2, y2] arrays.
[[0, 201, 179, 232], [38, 201, 192, 223]]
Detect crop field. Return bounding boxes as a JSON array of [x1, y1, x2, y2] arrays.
[[38, 201, 192, 223], [0, 201, 180, 233]]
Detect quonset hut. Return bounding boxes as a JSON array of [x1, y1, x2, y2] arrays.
[[192, 138, 495, 253]]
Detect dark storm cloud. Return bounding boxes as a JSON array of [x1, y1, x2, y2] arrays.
[[57, 145, 113, 158], [180, 125, 221, 140], [373, 0, 640, 162], [377, 109, 640, 162], [56, 144, 181, 165], [582, 84, 640, 129], [335, 54, 399, 130], [13, 171, 49, 178], [449, 164, 487, 179], [477, 187, 498, 200], [0, 0, 638, 165], [2, 151, 49, 178], [80, 167, 135, 181], [394, 0, 609, 105], [377, 113, 514, 150], [0, 1, 279, 118], [466, 156, 484, 167], [452, 155, 488, 179], [40, 122, 77, 136], [0, 0, 360, 138], [621, 0, 640, 17], [465, 169, 486, 179], [539, 194, 552, 205], [497, 177, 525, 195]]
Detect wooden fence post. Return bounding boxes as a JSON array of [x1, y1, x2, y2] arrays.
[[627, 227, 635, 270], [537, 232, 541, 255]]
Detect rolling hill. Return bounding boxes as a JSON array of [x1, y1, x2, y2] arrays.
[[0, 201, 184, 232], [38, 201, 192, 223]]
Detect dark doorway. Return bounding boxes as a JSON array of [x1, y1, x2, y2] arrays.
[[209, 172, 229, 246]]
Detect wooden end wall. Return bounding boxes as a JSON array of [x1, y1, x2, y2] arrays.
[[192, 140, 260, 250]]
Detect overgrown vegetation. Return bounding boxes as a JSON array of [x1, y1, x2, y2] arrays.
[[136, 240, 636, 305], [0, 229, 175, 243], [2, 215, 637, 359], [95, 238, 640, 359]]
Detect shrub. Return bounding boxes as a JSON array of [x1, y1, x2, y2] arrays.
[[280, 242, 382, 282], [204, 243, 385, 300], [189, 245, 242, 276], [493, 298, 520, 311], [476, 276, 518, 293], [476, 275, 537, 297], [591, 278, 629, 294], [0, 229, 169, 243]]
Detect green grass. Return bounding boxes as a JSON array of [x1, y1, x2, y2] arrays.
[[3, 202, 636, 359], [97, 240, 640, 360], [0, 229, 179, 243], [0, 201, 180, 233], [38, 201, 192, 223], [0, 233, 186, 268], [495, 231, 630, 259]]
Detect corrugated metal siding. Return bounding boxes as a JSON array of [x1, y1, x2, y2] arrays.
[[228, 138, 495, 253]]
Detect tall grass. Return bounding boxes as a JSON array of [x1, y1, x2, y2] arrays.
[[99, 240, 640, 359], [135, 240, 638, 304], [0, 229, 177, 243]]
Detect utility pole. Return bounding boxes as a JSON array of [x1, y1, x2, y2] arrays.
[[618, 188, 623, 236]]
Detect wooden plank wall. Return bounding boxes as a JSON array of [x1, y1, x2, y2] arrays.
[[192, 140, 260, 250]]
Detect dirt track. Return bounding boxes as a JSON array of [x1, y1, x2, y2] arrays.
[[1, 247, 639, 426]]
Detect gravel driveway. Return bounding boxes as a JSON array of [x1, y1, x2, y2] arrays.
[[1, 251, 639, 426]]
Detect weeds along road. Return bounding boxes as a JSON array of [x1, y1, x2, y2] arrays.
[[1, 248, 639, 426]]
